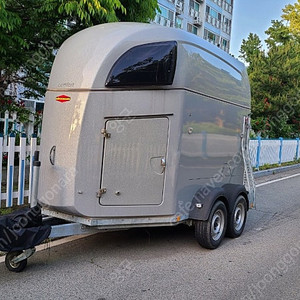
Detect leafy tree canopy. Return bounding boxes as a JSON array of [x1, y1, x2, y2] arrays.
[[282, 0, 300, 35], [240, 13, 300, 138], [239, 33, 263, 68], [0, 0, 158, 114]]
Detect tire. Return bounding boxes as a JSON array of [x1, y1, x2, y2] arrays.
[[5, 251, 27, 272], [226, 195, 247, 238], [195, 201, 227, 249]]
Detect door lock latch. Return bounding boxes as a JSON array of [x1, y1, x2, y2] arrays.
[[96, 188, 107, 198], [101, 129, 111, 138], [161, 157, 166, 173]]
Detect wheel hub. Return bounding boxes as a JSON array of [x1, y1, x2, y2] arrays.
[[234, 203, 245, 231], [211, 209, 225, 241]]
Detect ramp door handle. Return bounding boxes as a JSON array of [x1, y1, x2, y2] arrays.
[[161, 157, 166, 173], [49, 146, 56, 165]]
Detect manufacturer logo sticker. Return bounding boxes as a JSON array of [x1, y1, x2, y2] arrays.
[[56, 95, 71, 103]]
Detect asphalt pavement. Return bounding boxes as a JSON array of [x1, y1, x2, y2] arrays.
[[0, 167, 300, 300]]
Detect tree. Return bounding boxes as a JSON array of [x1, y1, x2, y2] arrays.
[[241, 21, 300, 138], [265, 20, 294, 48], [239, 33, 263, 66], [0, 0, 158, 114], [250, 41, 300, 138], [116, 0, 158, 22], [282, 0, 300, 35]]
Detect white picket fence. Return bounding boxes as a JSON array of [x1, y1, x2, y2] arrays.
[[0, 130, 300, 208], [0, 110, 41, 145], [0, 134, 40, 208]]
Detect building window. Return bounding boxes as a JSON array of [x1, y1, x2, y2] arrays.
[[222, 16, 231, 34], [189, 0, 201, 18], [155, 5, 174, 27], [206, 6, 221, 28], [212, 0, 222, 7], [175, 16, 183, 29], [204, 29, 220, 45], [188, 23, 199, 35], [223, 0, 232, 13], [207, 6, 217, 18], [175, 0, 184, 13], [221, 38, 229, 52]]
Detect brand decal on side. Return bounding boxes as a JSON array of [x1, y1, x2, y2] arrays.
[[56, 95, 71, 103]]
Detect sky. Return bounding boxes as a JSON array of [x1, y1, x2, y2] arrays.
[[231, 0, 294, 58]]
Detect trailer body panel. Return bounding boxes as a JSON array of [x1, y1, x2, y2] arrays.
[[38, 23, 252, 221]]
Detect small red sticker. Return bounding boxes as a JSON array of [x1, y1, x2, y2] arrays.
[[56, 95, 71, 103]]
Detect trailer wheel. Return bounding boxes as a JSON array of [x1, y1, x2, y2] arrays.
[[226, 195, 247, 238], [195, 201, 227, 249], [5, 251, 27, 272]]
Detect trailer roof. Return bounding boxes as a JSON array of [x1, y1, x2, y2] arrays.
[[48, 22, 246, 92]]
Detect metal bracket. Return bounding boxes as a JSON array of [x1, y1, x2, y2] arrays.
[[12, 248, 36, 264], [101, 128, 111, 138], [49, 223, 99, 239]]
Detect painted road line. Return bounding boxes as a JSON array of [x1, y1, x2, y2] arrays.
[[256, 173, 300, 188]]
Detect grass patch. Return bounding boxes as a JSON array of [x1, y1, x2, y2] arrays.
[[0, 207, 14, 215], [255, 159, 300, 171], [0, 203, 29, 215]]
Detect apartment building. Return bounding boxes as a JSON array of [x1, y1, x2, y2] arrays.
[[154, 0, 233, 53]]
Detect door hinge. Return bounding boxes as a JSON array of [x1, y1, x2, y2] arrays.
[[101, 128, 111, 138], [96, 188, 107, 198]]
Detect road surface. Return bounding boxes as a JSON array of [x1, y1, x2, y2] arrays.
[[1, 168, 300, 300]]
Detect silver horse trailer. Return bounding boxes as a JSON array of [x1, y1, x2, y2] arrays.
[[37, 22, 255, 251]]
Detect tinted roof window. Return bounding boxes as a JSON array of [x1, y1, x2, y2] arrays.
[[106, 41, 177, 87]]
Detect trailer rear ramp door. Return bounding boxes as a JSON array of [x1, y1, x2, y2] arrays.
[[100, 117, 169, 206]]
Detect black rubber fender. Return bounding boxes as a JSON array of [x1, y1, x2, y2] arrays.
[[189, 187, 227, 221], [222, 183, 249, 214], [189, 184, 248, 221]]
